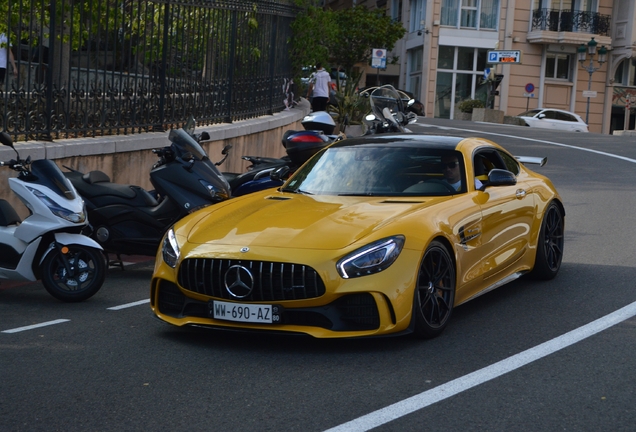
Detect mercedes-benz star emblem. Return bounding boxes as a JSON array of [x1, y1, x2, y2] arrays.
[[224, 265, 254, 298]]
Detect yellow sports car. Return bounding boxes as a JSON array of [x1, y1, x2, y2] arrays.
[[150, 134, 564, 339]]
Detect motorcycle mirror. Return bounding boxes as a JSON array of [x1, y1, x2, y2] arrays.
[[0, 132, 13, 147], [222, 144, 233, 155], [270, 166, 290, 182], [199, 131, 210, 142]]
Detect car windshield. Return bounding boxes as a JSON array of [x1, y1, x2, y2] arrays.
[[283, 144, 465, 196], [518, 109, 543, 117]]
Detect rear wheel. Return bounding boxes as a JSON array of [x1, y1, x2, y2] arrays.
[[41, 245, 106, 302], [528, 202, 564, 280], [412, 241, 456, 339]]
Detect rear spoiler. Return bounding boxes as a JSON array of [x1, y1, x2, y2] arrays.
[[515, 156, 547, 167]]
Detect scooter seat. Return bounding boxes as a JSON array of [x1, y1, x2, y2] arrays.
[[83, 170, 111, 184]]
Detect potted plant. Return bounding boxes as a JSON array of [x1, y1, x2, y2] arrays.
[[455, 99, 485, 121]]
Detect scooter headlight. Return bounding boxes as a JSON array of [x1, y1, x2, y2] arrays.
[[199, 179, 229, 202], [162, 228, 181, 268], [336, 236, 405, 279], [28, 187, 86, 223]]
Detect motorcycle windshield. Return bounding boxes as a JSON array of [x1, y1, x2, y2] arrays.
[[169, 128, 208, 161], [369, 85, 405, 119], [29, 159, 77, 200]]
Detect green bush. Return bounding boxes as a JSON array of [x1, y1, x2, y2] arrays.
[[457, 99, 485, 113]]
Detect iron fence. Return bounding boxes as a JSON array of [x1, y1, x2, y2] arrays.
[[0, 0, 298, 141], [531, 8, 611, 36]]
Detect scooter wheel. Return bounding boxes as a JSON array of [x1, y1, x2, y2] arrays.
[[41, 245, 107, 302]]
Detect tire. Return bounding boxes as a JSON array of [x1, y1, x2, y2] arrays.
[[412, 241, 456, 339], [41, 245, 106, 302], [528, 202, 564, 280]]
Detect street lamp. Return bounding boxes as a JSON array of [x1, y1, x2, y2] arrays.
[[578, 37, 607, 125]]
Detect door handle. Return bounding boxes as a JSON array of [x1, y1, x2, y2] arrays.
[[515, 189, 527, 199]]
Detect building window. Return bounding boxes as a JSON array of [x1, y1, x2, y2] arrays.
[[434, 46, 489, 119], [408, 48, 423, 97], [391, 0, 403, 22], [441, 0, 499, 30], [614, 59, 636, 87], [545, 53, 572, 80], [409, 0, 426, 33]]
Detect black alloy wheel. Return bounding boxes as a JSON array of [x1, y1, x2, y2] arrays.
[[41, 245, 106, 302], [412, 240, 456, 339], [528, 202, 564, 280]]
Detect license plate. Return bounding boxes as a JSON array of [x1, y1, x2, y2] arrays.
[[210, 300, 282, 324]]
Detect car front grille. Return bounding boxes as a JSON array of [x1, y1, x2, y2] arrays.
[[156, 279, 379, 332], [177, 258, 326, 302]]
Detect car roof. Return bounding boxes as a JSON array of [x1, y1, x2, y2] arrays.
[[332, 134, 461, 149]]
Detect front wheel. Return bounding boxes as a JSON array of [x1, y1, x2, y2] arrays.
[[41, 245, 106, 302], [411, 241, 456, 339]]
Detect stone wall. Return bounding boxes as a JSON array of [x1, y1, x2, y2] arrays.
[[1, 100, 310, 219]]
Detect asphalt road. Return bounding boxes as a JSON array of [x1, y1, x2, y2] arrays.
[[1, 119, 635, 431]]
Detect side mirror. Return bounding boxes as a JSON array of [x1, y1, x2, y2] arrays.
[[487, 169, 517, 187], [221, 144, 233, 155], [537, 113, 546, 120], [199, 131, 210, 142]]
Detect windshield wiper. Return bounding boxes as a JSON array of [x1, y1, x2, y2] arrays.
[[281, 188, 313, 195], [337, 192, 378, 196]]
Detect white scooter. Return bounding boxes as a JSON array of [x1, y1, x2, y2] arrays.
[[0, 132, 106, 302]]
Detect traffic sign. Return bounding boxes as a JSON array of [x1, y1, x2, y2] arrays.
[[372, 48, 387, 69], [487, 50, 522, 64], [525, 83, 535, 93], [582, 90, 597, 98]]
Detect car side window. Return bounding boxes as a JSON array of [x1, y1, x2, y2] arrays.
[[473, 150, 507, 188], [555, 111, 576, 122], [497, 150, 520, 175], [542, 110, 557, 119]]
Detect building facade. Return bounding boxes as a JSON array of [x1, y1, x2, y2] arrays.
[[346, 0, 635, 134]]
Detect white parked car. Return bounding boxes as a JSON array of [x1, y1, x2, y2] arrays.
[[517, 108, 589, 132]]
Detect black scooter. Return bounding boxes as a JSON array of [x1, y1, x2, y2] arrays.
[[224, 111, 343, 196], [64, 118, 231, 262]]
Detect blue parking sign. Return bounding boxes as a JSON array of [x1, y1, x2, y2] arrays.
[[489, 52, 498, 62]]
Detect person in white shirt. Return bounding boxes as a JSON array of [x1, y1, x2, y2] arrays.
[[0, 33, 17, 85], [306, 63, 331, 112]]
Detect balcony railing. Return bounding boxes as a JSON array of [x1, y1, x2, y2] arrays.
[[531, 9, 611, 36]]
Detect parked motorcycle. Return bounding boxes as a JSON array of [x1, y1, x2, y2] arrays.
[[361, 85, 418, 134], [64, 118, 231, 260], [223, 111, 342, 196], [0, 132, 106, 302]]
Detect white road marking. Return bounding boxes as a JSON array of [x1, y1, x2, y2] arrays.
[[107, 299, 150, 310], [418, 124, 636, 163], [325, 301, 636, 432], [2, 319, 70, 334]]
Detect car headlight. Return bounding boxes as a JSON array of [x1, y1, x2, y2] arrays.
[[28, 187, 86, 223], [337, 235, 405, 279], [162, 228, 181, 268]]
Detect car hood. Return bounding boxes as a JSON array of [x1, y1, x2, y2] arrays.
[[185, 192, 436, 250]]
